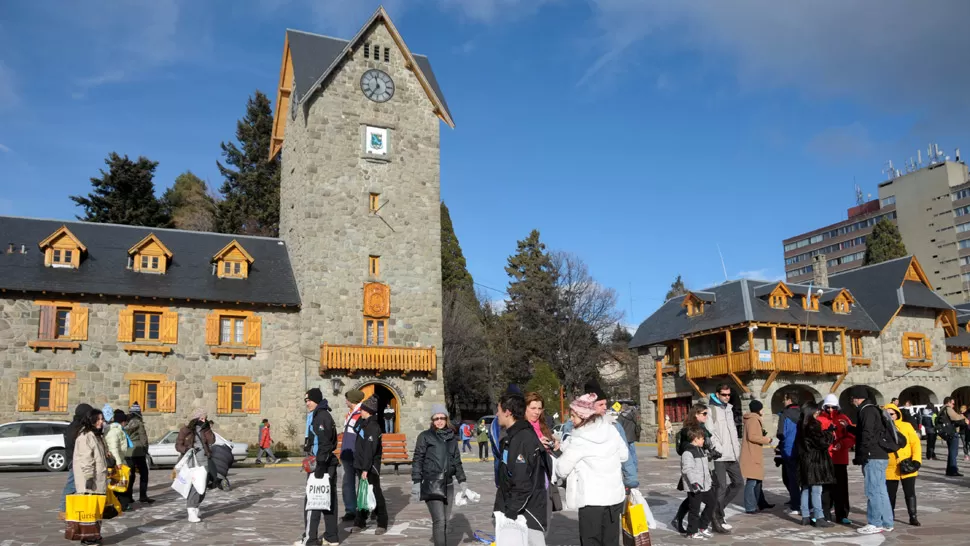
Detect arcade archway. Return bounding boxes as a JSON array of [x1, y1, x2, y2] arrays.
[[359, 382, 401, 433], [899, 386, 937, 406], [838, 384, 883, 423], [770, 384, 822, 414], [951, 387, 970, 409]]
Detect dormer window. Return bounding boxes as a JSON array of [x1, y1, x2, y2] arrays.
[[770, 294, 787, 308], [762, 282, 794, 309], [38, 226, 86, 269], [682, 291, 714, 317], [128, 234, 172, 274], [212, 239, 254, 280], [802, 295, 819, 311]]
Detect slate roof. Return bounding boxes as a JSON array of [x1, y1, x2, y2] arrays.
[[286, 29, 453, 123], [0, 216, 301, 307]]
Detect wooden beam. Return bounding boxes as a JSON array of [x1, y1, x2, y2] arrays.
[[683, 338, 690, 363], [796, 328, 802, 372], [840, 329, 847, 359], [830, 373, 847, 394], [771, 326, 778, 362], [762, 370, 780, 394], [729, 372, 749, 393], [686, 376, 706, 398]]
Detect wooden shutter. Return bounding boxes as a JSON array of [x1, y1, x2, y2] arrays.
[[17, 377, 36, 412], [205, 313, 220, 346], [51, 378, 70, 412], [243, 382, 261, 414], [158, 381, 177, 413], [926, 337, 933, 359], [160, 311, 179, 344], [216, 382, 231, 414], [70, 306, 89, 341], [118, 309, 134, 342], [38, 305, 56, 340], [129, 380, 145, 409], [245, 315, 262, 348]]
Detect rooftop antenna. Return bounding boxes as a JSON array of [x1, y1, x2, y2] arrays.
[[855, 183, 864, 206], [716, 243, 728, 282], [917, 149, 922, 168], [905, 157, 916, 173], [957, 148, 962, 162], [883, 160, 897, 180]]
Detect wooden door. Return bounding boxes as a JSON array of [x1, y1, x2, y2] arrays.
[[360, 384, 375, 401], [390, 393, 399, 433]]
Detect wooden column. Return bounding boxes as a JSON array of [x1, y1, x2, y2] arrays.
[[726, 329, 733, 372], [796, 328, 803, 372], [656, 357, 665, 458], [771, 326, 778, 360], [748, 325, 756, 368], [817, 329, 825, 373]]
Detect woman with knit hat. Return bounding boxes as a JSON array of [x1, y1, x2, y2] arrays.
[[175, 407, 216, 523], [411, 403, 466, 546], [555, 393, 629, 546], [817, 394, 855, 525]]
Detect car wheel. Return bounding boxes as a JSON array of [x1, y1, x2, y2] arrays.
[[147, 455, 156, 470], [44, 449, 67, 472]]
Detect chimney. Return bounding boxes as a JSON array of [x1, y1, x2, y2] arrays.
[[19, 244, 26, 255], [6, 242, 12, 254], [812, 254, 829, 288]]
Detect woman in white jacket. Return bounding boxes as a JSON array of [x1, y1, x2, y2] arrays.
[[555, 393, 629, 546]]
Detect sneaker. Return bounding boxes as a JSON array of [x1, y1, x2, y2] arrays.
[[685, 532, 708, 540], [700, 528, 714, 538], [788, 509, 800, 516], [801, 517, 812, 526], [857, 525, 884, 535], [341, 513, 357, 522], [815, 518, 834, 528], [840, 518, 853, 525], [720, 522, 733, 531], [375, 528, 387, 536], [881, 526, 894, 533]]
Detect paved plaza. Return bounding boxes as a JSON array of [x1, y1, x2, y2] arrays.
[[2, 445, 970, 545]]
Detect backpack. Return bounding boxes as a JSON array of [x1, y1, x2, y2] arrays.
[[780, 415, 798, 459], [938, 409, 956, 440], [862, 404, 906, 453]]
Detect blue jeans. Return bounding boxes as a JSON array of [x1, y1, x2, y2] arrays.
[[59, 467, 76, 511], [782, 458, 800, 510], [743, 479, 764, 512], [341, 456, 356, 516], [863, 459, 893, 528], [800, 485, 823, 519], [947, 434, 961, 474]]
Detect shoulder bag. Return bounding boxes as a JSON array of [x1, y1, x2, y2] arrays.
[[420, 436, 449, 502]]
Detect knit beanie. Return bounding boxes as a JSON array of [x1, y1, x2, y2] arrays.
[[749, 400, 764, 414], [129, 402, 141, 415], [570, 393, 598, 420], [361, 396, 379, 414], [102, 404, 115, 423], [345, 390, 365, 404], [306, 388, 324, 405], [847, 385, 869, 401], [113, 410, 128, 424], [430, 403, 449, 419], [191, 407, 208, 421]]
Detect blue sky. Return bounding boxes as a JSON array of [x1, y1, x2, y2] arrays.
[[2, 1, 970, 327]]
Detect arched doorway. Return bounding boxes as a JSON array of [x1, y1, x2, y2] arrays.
[[899, 386, 938, 406], [951, 387, 970, 409], [838, 384, 883, 423], [360, 382, 401, 433], [770, 384, 822, 414]]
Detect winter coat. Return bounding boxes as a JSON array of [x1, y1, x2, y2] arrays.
[[259, 424, 272, 449], [560, 416, 639, 488], [676, 425, 714, 456], [64, 403, 94, 465], [476, 423, 488, 443], [104, 422, 128, 467], [681, 445, 712, 492], [340, 403, 363, 460], [855, 401, 889, 462], [796, 420, 835, 487], [412, 427, 466, 498], [776, 404, 801, 459], [706, 393, 740, 462], [816, 409, 855, 465], [740, 413, 771, 480], [885, 403, 922, 480], [556, 415, 629, 510], [306, 406, 339, 472], [353, 414, 383, 475], [494, 420, 548, 532], [921, 408, 936, 436], [176, 421, 216, 457], [125, 414, 149, 457], [74, 430, 108, 494], [617, 409, 640, 443]]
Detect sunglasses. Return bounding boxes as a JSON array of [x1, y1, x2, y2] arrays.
[[432, 416, 447, 421], [699, 411, 709, 416], [718, 392, 731, 397]]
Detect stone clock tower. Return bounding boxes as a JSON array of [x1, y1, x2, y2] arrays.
[[272, 7, 454, 436]]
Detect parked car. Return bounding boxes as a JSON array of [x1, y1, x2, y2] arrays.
[[0, 420, 70, 472], [147, 430, 248, 468]]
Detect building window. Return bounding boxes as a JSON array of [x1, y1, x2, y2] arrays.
[[134, 312, 161, 341], [55, 309, 71, 338], [205, 311, 261, 349], [881, 195, 896, 207], [770, 294, 787, 309], [119, 306, 177, 344], [364, 43, 370, 58], [219, 316, 246, 345], [35, 302, 88, 342], [803, 295, 819, 311], [215, 377, 260, 414], [960, 239, 970, 250], [902, 333, 930, 360], [369, 193, 380, 212], [850, 335, 863, 356], [365, 318, 387, 346], [231, 383, 244, 412], [127, 375, 176, 413], [35, 380, 51, 411], [369, 255, 380, 276], [953, 188, 970, 201], [145, 382, 158, 410], [384, 47, 390, 62], [17, 372, 73, 413], [663, 396, 693, 423]]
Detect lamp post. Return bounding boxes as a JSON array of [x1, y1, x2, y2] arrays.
[[647, 344, 668, 458], [330, 377, 343, 395]]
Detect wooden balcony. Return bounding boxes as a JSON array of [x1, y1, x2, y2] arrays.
[[320, 343, 436, 376], [686, 350, 846, 380]]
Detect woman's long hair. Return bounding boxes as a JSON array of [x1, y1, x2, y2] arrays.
[[800, 401, 820, 428], [682, 403, 709, 430], [525, 392, 553, 438], [79, 408, 104, 435]]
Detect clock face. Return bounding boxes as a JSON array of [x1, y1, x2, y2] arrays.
[[360, 69, 395, 103]]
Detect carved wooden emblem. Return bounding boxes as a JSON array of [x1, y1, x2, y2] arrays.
[[364, 283, 390, 318]]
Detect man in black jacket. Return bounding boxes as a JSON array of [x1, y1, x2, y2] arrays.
[[493, 391, 547, 545], [59, 402, 93, 517], [297, 388, 339, 546], [353, 396, 387, 534], [848, 385, 893, 534]]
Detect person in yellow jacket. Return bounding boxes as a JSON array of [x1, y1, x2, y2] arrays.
[[884, 403, 921, 526]]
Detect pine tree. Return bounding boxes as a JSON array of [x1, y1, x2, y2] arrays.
[[610, 324, 632, 344], [665, 274, 688, 301], [504, 229, 559, 382], [70, 152, 169, 226], [441, 202, 475, 300], [864, 218, 908, 265], [162, 171, 217, 232], [217, 91, 280, 236]]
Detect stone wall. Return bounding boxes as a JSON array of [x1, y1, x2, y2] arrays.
[[0, 297, 310, 448], [279, 20, 446, 439]]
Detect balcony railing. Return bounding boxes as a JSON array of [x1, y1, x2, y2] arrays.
[[320, 343, 437, 375], [685, 350, 846, 380]]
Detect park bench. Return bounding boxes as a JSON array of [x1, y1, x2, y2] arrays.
[[333, 432, 412, 475]]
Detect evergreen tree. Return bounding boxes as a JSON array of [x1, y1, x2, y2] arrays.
[[162, 171, 217, 232], [70, 152, 169, 226], [665, 274, 688, 301], [525, 361, 561, 415], [217, 91, 280, 236], [863, 218, 908, 265], [504, 229, 559, 382], [441, 202, 475, 300], [610, 324, 633, 344]]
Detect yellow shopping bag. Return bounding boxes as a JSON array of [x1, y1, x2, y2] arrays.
[[65, 494, 106, 523], [105, 488, 123, 517], [622, 497, 651, 546], [107, 465, 131, 493]]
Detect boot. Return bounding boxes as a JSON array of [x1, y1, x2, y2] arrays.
[[187, 507, 201, 523], [905, 496, 920, 526]]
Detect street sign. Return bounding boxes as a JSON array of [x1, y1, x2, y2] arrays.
[[612, 401, 622, 412]]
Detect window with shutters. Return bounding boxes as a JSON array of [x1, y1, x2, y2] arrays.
[[214, 376, 260, 414], [212, 240, 253, 279], [39, 226, 86, 269], [128, 233, 172, 274], [134, 312, 161, 341], [29, 301, 88, 351], [17, 371, 74, 413], [125, 373, 176, 413], [902, 332, 930, 361], [206, 310, 261, 357], [118, 305, 177, 354]]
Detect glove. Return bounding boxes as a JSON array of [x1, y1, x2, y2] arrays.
[[85, 479, 95, 491], [459, 482, 468, 494], [410, 482, 420, 503], [303, 437, 313, 456], [504, 510, 519, 521], [313, 463, 327, 479]]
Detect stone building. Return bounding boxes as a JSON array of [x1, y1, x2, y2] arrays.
[[630, 255, 970, 438], [0, 7, 452, 447]]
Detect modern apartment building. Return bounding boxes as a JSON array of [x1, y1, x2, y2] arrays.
[[783, 158, 970, 304]]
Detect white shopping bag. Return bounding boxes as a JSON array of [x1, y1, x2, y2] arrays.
[[494, 511, 529, 546], [305, 474, 331, 511], [455, 487, 482, 507], [172, 464, 208, 498], [367, 484, 377, 511], [628, 488, 657, 530]]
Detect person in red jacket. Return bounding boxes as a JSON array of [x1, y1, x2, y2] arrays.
[[817, 394, 855, 525], [255, 419, 279, 465]]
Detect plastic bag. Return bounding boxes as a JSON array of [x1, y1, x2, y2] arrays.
[[494, 511, 529, 546], [455, 487, 481, 507], [629, 488, 656, 529], [356, 476, 376, 512], [305, 473, 331, 511], [107, 465, 130, 493]]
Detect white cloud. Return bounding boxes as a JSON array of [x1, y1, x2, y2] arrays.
[[736, 269, 784, 282], [805, 122, 876, 164], [437, 0, 560, 24], [0, 143, 10, 153]]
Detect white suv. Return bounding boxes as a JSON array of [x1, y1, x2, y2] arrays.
[[0, 420, 70, 471]]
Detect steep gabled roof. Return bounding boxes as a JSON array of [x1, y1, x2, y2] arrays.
[[38, 225, 87, 252]]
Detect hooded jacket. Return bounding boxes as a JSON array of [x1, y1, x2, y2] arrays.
[[306, 405, 338, 473], [706, 393, 740, 462], [776, 403, 801, 459], [494, 419, 548, 532], [74, 429, 108, 494], [885, 403, 922, 480], [64, 403, 94, 465], [125, 413, 149, 457], [556, 415, 628, 510], [259, 423, 272, 449], [855, 399, 889, 463], [104, 422, 128, 466], [739, 412, 771, 480], [681, 445, 712, 492], [816, 407, 855, 466], [412, 426, 466, 496], [560, 415, 639, 488], [353, 414, 383, 475], [796, 418, 835, 487]]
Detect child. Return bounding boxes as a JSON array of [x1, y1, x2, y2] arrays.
[[681, 426, 715, 539]]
